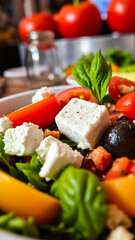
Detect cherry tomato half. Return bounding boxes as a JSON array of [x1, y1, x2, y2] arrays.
[[56, 87, 96, 110], [116, 92, 135, 119], [108, 76, 135, 102]]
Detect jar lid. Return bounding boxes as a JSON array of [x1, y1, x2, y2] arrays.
[[27, 31, 54, 43]]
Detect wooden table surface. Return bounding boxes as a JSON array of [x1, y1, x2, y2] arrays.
[[0, 76, 67, 98], [0, 77, 29, 98]]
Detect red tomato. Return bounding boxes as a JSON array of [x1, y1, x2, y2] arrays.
[[19, 12, 57, 42], [54, 2, 102, 38], [116, 92, 135, 119], [56, 87, 97, 110], [5, 96, 59, 128], [108, 76, 135, 102], [104, 157, 131, 181], [107, 0, 135, 33]]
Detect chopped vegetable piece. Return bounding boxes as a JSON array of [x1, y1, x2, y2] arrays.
[[91, 146, 113, 171], [116, 92, 135, 119], [102, 174, 135, 217], [44, 129, 60, 139], [0, 170, 60, 224], [4, 96, 59, 128], [108, 76, 135, 102], [104, 157, 131, 181]]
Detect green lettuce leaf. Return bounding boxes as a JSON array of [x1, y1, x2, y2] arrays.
[[16, 153, 48, 193], [0, 135, 10, 168], [0, 212, 39, 238], [50, 166, 107, 240]]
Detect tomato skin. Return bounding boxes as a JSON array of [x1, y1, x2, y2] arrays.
[[56, 87, 97, 110], [104, 157, 131, 181], [19, 12, 57, 42], [5, 96, 59, 128], [116, 92, 135, 119], [108, 76, 135, 102], [54, 2, 102, 38], [107, 0, 135, 33]]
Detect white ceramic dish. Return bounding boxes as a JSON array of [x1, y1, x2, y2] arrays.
[[3, 67, 27, 83], [66, 75, 80, 86], [0, 85, 72, 240]]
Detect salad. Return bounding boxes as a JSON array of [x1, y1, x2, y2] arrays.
[[0, 50, 135, 240]]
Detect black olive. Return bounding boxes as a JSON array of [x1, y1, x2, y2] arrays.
[[103, 121, 135, 158]]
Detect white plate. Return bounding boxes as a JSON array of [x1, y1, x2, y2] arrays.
[[0, 85, 72, 240], [66, 75, 80, 86], [4, 67, 27, 79]]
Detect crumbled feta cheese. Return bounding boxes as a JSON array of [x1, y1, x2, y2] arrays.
[[4, 122, 43, 156], [55, 98, 110, 149], [36, 135, 83, 179], [0, 117, 13, 136], [32, 87, 55, 103], [107, 226, 134, 240], [106, 204, 132, 230]]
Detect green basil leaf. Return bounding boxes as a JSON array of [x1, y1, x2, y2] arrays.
[[89, 49, 112, 104], [73, 60, 92, 89], [73, 49, 112, 104], [50, 166, 107, 240]]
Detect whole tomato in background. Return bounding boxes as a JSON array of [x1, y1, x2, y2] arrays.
[[54, 1, 102, 38], [19, 12, 58, 42], [107, 0, 135, 33]]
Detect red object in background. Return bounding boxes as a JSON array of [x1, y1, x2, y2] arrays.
[[54, 1, 102, 38], [108, 76, 135, 102], [19, 12, 57, 42], [107, 0, 135, 33], [116, 92, 135, 120], [56, 87, 97, 110]]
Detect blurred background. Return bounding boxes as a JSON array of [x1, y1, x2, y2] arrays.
[[0, 0, 135, 76]]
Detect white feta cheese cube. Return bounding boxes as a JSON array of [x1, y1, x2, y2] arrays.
[[55, 98, 110, 150], [4, 122, 43, 156], [0, 117, 13, 135], [32, 86, 55, 103], [36, 135, 83, 179], [107, 226, 134, 240], [106, 204, 132, 230]]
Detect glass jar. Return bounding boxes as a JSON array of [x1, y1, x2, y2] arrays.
[[25, 31, 65, 89]]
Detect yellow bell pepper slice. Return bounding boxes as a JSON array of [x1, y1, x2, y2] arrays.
[[102, 174, 135, 217], [0, 170, 60, 224]]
